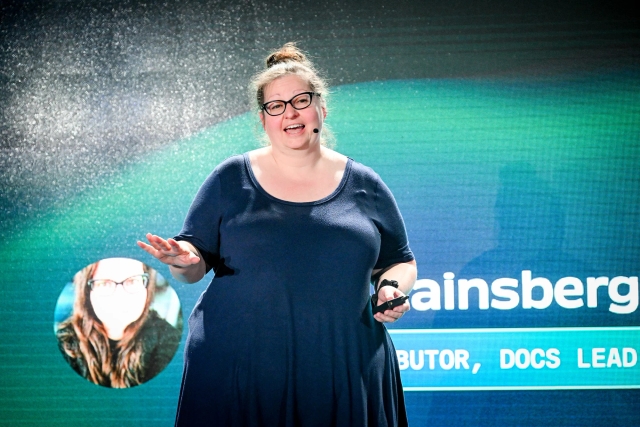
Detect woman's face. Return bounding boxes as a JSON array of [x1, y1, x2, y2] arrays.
[[89, 258, 148, 340], [260, 74, 325, 151]]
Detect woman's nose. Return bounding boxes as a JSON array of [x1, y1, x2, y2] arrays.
[[283, 103, 299, 118], [111, 283, 128, 297]]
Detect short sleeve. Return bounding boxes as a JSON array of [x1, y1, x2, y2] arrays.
[[372, 175, 415, 270], [173, 169, 223, 273]]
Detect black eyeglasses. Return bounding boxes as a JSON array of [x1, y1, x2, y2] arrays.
[[87, 274, 149, 296], [261, 92, 320, 116]]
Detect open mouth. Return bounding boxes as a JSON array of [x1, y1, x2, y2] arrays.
[[284, 124, 305, 133]]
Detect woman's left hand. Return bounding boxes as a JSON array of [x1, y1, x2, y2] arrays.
[[373, 286, 410, 323]]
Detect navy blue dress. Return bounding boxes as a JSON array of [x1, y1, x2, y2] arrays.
[[174, 154, 414, 427]]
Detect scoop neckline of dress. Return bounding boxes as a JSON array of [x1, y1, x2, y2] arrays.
[[243, 152, 353, 206]]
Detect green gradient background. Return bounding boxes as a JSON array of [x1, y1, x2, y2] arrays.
[[1, 76, 639, 425]]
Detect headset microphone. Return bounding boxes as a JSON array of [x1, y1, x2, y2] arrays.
[[313, 128, 319, 133]]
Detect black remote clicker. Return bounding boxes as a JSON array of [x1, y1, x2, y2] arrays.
[[372, 295, 409, 314]]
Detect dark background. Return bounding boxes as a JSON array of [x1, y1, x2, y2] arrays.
[[2, 0, 638, 232]]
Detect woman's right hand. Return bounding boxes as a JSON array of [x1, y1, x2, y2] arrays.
[[137, 233, 201, 268]]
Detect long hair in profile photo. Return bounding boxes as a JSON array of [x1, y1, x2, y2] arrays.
[[56, 261, 157, 388]]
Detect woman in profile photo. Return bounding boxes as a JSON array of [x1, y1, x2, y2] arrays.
[[56, 257, 181, 388]]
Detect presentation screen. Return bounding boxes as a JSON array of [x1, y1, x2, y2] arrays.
[[1, 1, 638, 425]]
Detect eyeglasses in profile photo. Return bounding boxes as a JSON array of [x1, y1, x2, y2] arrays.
[[87, 273, 149, 296]]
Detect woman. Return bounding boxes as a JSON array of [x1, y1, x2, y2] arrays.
[[56, 257, 181, 388], [138, 43, 417, 426]]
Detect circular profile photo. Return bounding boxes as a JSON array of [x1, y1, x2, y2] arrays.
[[54, 257, 183, 388]]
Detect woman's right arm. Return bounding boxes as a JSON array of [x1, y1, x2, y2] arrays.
[[137, 233, 207, 284]]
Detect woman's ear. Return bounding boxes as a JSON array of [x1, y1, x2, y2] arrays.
[[322, 106, 327, 119], [259, 112, 265, 129]]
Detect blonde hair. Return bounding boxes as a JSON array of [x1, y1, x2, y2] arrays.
[[250, 42, 334, 146]]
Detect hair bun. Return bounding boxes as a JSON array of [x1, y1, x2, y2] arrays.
[[266, 42, 310, 68]]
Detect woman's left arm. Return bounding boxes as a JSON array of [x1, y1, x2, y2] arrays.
[[372, 259, 417, 324]]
